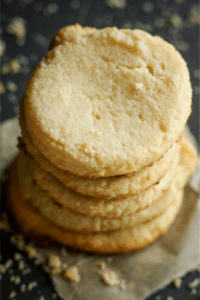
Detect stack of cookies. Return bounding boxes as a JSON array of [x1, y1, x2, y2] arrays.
[[8, 25, 197, 254]]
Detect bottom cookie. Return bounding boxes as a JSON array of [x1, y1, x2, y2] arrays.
[[8, 157, 183, 254]]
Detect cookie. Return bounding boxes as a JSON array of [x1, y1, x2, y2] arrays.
[[31, 150, 179, 218], [18, 148, 179, 220], [23, 26, 192, 177], [8, 157, 183, 254], [20, 98, 181, 199], [17, 135, 196, 233], [22, 173, 183, 233]]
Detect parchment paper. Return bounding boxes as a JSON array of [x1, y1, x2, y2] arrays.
[[1, 117, 200, 300]]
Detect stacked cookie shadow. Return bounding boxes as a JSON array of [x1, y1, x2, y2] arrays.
[[8, 25, 197, 254]]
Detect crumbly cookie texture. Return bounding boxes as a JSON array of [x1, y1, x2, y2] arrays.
[[8, 158, 183, 254], [21, 171, 184, 232], [17, 152, 181, 232], [63, 266, 80, 282], [31, 148, 179, 219], [49, 23, 96, 50], [24, 25, 192, 177], [9, 135, 197, 253], [15, 136, 195, 233], [20, 99, 181, 199]]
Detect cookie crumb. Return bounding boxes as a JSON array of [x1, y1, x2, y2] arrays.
[[189, 288, 197, 296], [98, 267, 127, 289], [49, 254, 62, 275], [18, 260, 25, 271], [51, 293, 57, 299], [20, 283, 26, 293], [0, 265, 6, 274], [99, 269, 120, 286], [9, 291, 16, 299], [188, 4, 199, 25], [167, 297, 174, 300], [173, 277, 182, 288], [188, 278, 200, 289], [14, 276, 21, 285], [14, 253, 22, 261], [10, 59, 20, 73], [27, 281, 38, 291], [105, 0, 126, 9], [22, 268, 31, 275], [25, 245, 39, 259], [0, 39, 5, 57], [5, 259, 13, 270], [63, 266, 80, 282], [7, 17, 26, 39], [6, 81, 17, 92], [170, 14, 183, 28]]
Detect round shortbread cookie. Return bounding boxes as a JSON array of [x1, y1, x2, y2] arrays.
[[31, 151, 179, 218], [17, 142, 190, 233], [18, 149, 179, 220], [17, 136, 197, 233], [24, 26, 192, 177], [21, 174, 183, 233], [20, 99, 181, 199], [8, 159, 183, 254]]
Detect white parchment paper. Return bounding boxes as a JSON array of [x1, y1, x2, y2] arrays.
[[1, 117, 200, 300]]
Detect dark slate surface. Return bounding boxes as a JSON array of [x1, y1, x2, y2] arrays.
[[1, 0, 199, 299]]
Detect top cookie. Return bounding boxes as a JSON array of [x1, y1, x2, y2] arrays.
[[24, 25, 192, 177]]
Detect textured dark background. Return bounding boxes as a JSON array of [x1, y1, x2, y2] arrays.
[[0, 0, 199, 299]]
